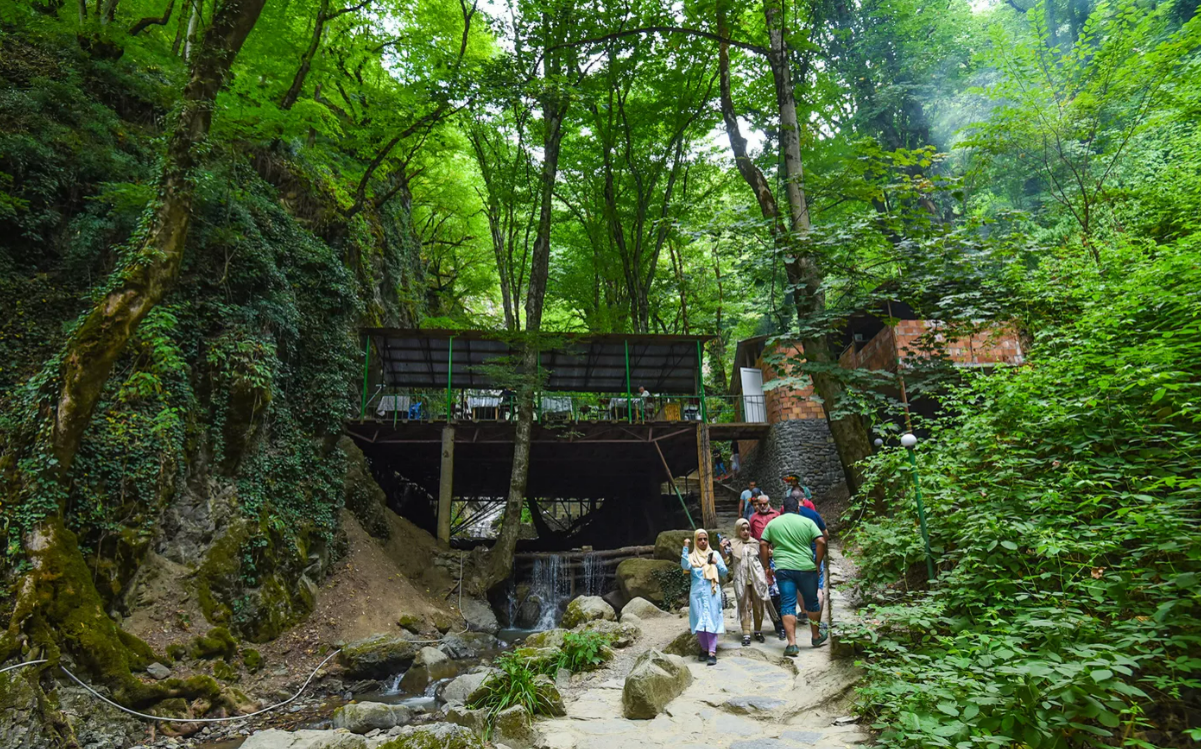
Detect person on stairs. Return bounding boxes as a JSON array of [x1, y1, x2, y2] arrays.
[[682, 528, 728, 665], [739, 480, 761, 521], [761, 508, 829, 655], [722, 518, 771, 646]]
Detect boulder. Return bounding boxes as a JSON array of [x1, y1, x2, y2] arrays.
[[440, 668, 501, 705], [399, 646, 459, 693], [560, 596, 615, 629], [440, 631, 502, 660], [533, 674, 567, 717], [663, 629, 701, 658], [458, 597, 500, 634], [376, 722, 483, 749], [621, 649, 693, 720], [577, 619, 640, 648], [621, 597, 668, 620], [614, 558, 679, 606], [241, 729, 368, 749], [622, 613, 644, 632], [444, 704, 489, 733], [332, 702, 413, 734], [338, 635, 419, 679], [653, 530, 695, 561], [521, 628, 566, 649], [493, 705, 535, 749]]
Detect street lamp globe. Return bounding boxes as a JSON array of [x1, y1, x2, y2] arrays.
[[873, 438, 883, 448], [900, 433, 918, 448]]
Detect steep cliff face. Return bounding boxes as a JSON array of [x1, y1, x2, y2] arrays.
[[0, 26, 426, 652]]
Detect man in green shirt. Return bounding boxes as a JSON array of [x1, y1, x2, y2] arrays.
[[761, 512, 828, 655]]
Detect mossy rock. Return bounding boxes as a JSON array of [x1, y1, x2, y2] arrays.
[[512, 646, 561, 672], [397, 614, 424, 633], [654, 530, 696, 561], [338, 634, 420, 679], [241, 648, 263, 672], [376, 722, 482, 749], [191, 627, 238, 660], [165, 643, 188, 663], [522, 628, 566, 649], [615, 558, 680, 605], [211, 660, 240, 682]]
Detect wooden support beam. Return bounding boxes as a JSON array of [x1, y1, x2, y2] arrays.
[[697, 421, 717, 530], [438, 425, 455, 543]]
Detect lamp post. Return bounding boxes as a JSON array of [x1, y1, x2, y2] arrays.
[[901, 432, 936, 582]]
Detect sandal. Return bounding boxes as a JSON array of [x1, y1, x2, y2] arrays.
[[741, 635, 752, 646], [812, 631, 829, 648], [783, 644, 800, 657]]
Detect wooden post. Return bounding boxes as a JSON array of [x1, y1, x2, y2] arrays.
[[697, 422, 717, 530], [438, 425, 455, 543]]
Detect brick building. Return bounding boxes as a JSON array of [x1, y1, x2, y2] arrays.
[[730, 308, 1023, 502]]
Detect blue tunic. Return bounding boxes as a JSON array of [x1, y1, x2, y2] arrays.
[[682, 546, 728, 634]]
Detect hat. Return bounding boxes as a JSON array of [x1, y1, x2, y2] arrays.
[[751, 488, 762, 496]]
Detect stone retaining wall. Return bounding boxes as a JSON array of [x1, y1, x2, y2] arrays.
[[739, 419, 846, 503]]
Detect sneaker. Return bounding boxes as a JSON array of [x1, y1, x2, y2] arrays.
[[741, 635, 752, 646], [753, 631, 765, 643], [707, 654, 717, 666], [776, 628, 787, 641], [812, 631, 829, 648], [783, 644, 800, 657]]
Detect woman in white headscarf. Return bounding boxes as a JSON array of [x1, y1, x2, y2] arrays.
[[723, 517, 772, 646], [682, 528, 727, 665]]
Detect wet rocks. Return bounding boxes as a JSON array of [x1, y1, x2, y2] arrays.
[[338, 635, 419, 679], [332, 702, 413, 734], [560, 596, 615, 629], [399, 646, 457, 692], [620, 649, 692, 719], [458, 597, 499, 634], [439, 631, 502, 660]]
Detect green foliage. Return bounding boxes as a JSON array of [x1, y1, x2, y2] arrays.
[[650, 566, 690, 611], [554, 630, 614, 673], [466, 651, 560, 719], [844, 238, 1201, 747]]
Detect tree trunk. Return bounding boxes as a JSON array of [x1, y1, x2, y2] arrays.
[[484, 23, 568, 588], [281, 0, 329, 109], [4, 0, 268, 706], [716, 0, 875, 495]]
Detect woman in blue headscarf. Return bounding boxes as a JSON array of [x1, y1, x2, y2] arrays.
[[682, 528, 727, 665]]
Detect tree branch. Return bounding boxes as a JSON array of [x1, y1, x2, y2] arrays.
[[550, 26, 768, 57], [128, 0, 175, 35]]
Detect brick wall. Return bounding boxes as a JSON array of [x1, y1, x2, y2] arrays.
[[843, 321, 1024, 370]]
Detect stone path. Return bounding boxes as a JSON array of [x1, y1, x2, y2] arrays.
[[536, 547, 868, 749]]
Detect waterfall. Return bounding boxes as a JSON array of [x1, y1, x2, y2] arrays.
[[506, 577, 517, 626], [530, 555, 568, 630], [582, 552, 606, 597]]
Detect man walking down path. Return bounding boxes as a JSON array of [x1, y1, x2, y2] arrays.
[[748, 495, 779, 540], [739, 480, 761, 521], [762, 510, 828, 656], [782, 495, 831, 616]]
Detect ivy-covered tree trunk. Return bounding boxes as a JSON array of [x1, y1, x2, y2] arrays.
[[1, 0, 268, 730]]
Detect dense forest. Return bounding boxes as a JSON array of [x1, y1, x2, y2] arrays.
[[0, 0, 1198, 745]]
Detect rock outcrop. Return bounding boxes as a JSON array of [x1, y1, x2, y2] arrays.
[[653, 530, 694, 561], [577, 619, 640, 648], [377, 723, 482, 749], [560, 595, 615, 629], [620, 649, 692, 719], [441, 668, 500, 705]]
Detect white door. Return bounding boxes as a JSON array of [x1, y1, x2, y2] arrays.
[[740, 367, 767, 423]]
